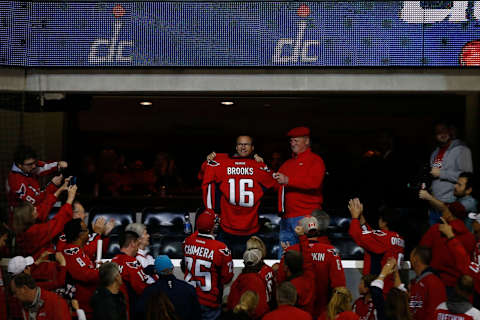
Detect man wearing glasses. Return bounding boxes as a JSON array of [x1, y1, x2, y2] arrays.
[[201, 135, 276, 257], [7, 145, 68, 222]]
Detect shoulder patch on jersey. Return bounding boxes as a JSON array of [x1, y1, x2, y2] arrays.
[[59, 234, 66, 241], [259, 165, 270, 172], [126, 261, 141, 269], [327, 248, 339, 256], [207, 160, 220, 167], [64, 247, 80, 255], [220, 248, 231, 256], [87, 233, 98, 243]]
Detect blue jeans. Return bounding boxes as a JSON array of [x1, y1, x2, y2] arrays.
[[200, 305, 221, 320], [278, 215, 305, 259], [429, 208, 442, 225]]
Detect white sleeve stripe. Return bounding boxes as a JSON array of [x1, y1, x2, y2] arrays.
[[281, 186, 285, 212], [207, 184, 212, 209], [34, 162, 57, 174]]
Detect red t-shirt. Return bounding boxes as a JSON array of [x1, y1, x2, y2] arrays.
[[202, 156, 276, 235], [183, 232, 234, 308]]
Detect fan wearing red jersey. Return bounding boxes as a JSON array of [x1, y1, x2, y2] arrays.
[[246, 236, 275, 307], [7, 145, 67, 223], [348, 198, 405, 294], [352, 274, 377, 320], [262, 281, 312, 320], [112, 231, 149, 320], [277, 215, 345, 318], [182, 210, 234, 320], [434, 275, 480, 320], [63, 218, 100, 317], [202, 136, 276, 253]]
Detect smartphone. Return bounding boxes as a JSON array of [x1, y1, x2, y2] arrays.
[[68, 177, 77, 186]]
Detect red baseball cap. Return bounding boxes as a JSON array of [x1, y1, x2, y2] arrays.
[[287, 126, 310, 137], [196, 210, 216, 233]]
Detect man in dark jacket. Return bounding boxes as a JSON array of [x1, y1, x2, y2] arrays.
[[137, 255, 201, 320], [90, 262, 128, 320]]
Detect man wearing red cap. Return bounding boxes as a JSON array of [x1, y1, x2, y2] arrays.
[[273, 127, 326, 255], [182, 210, 234, 320]]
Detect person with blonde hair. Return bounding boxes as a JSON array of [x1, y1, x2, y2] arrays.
[[246, 236, 275, 306], [233, 291, 259, 317], [322, 287, 359, 320]]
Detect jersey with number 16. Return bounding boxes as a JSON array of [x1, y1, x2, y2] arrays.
[[202, 157, 276, 235]]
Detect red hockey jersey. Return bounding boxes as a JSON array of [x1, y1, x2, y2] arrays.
[[7, 161, 58, 209], [420, 219, 475, 287], [349, 219, 404, 293], [446, 237, 480, 295], [111, 253, 149, 295], [277, 239, 345, 317], [63, 243, 99, 314], [183, 232, 233, 308], [259, 263, 275, 305], [409, 268, 447, 320], [434, 302, 480, 320], [57, 232, 110, 261], [202, 157, 276, 235]]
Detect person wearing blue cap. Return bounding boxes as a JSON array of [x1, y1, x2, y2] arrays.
[[136, 255, 201, 320]]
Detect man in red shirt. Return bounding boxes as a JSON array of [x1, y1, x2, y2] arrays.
[[408, 246, 446, 320], [112, 231, 149, 319], [277, 215, 345, 317], [348, 198, 405, 293], [276, 225, 316, 315], [10, 273, 72, 320], [182, 210, 234, 320], [202, 135, 276, 255], [63, 218, 100, 317], [273, 127, 325, 256], [419, 190, 475, 288], [7, 145, 67, 222], [262, 281, 312, 320]]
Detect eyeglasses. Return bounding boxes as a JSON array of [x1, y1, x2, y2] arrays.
[[237, 143, 252, 147]]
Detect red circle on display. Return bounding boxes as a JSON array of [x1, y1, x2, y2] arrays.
[[297, 4, 311, 18], [460, 40, 480, 66], [113, 4, 126, 18]]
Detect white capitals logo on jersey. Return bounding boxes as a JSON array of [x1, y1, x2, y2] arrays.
[[64, 247, 80, 255]]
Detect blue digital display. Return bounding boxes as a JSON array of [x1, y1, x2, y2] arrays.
[[0, 1, 479, 67]]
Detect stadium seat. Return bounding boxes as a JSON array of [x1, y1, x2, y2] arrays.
[[143, 207, 188, 235]]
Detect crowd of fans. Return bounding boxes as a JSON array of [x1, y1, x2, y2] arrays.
[[0, 120, 478, 320]]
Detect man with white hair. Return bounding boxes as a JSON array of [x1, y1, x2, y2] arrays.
[[277, 214, 345, 317], [125, 223, 155, 284]]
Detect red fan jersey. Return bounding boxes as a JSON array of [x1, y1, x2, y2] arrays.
[[434, 303, 480, 320], [349, 219, 404, 293], [277, 239, 345, 317], [263, 305, 312, 320], [7, 161, 58, 211], [202, 157, 276, 235], [447, 237, 480, 294], [227, 272, 269, 319], [259, 263, 275, 305], [183, 232, 234, 308], [57, 232, 110, 261], [353, 297, 376, 320], [409, 268, 446, 320], [63, 243, 99, 315], [111, 253, 149, 295]]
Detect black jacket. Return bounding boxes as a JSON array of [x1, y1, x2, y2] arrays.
[[90, 286, 128, 320]]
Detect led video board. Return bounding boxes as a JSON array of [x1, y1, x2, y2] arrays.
[[0, 1, 479, 67]]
